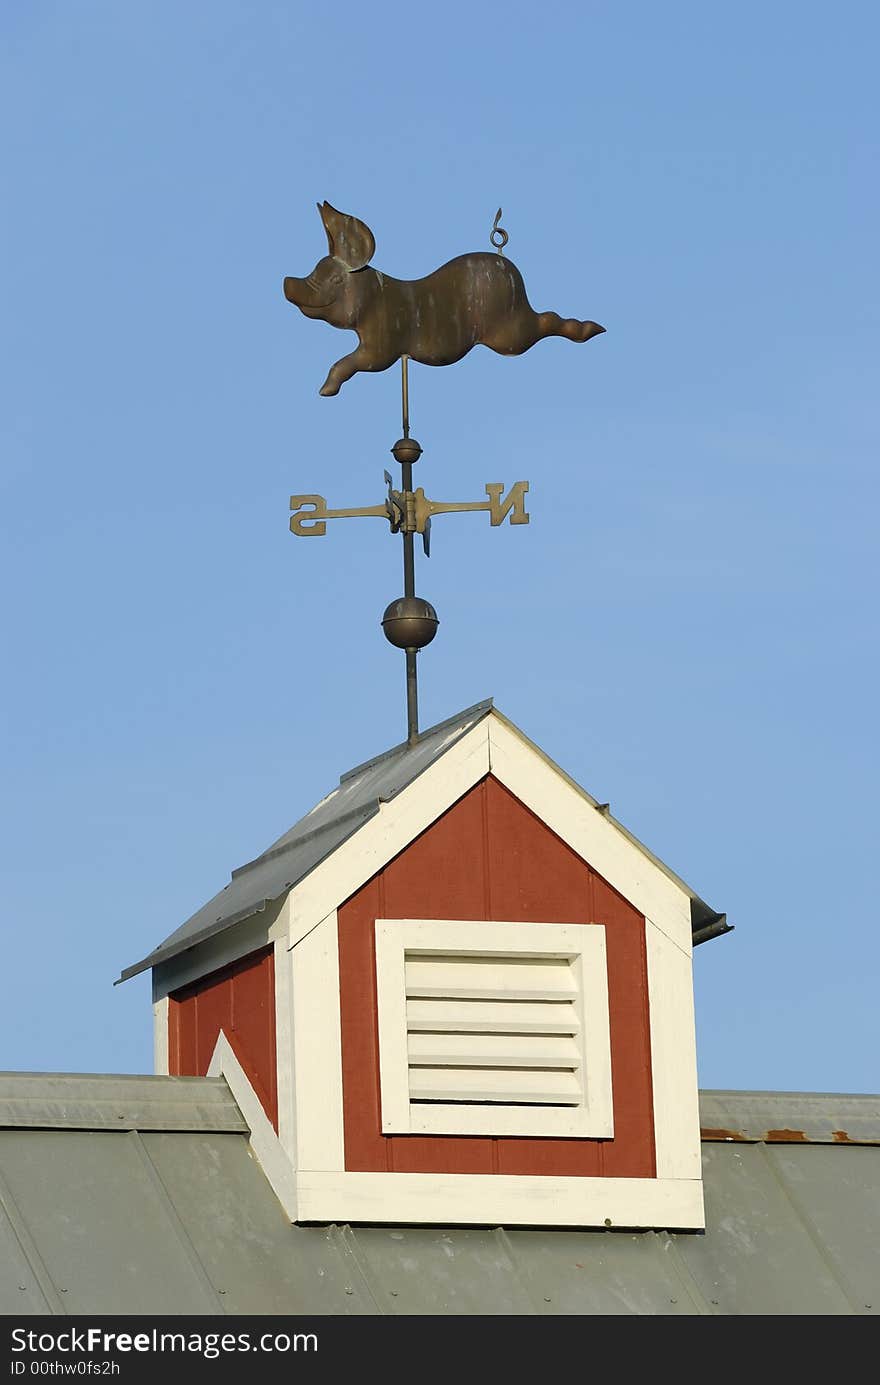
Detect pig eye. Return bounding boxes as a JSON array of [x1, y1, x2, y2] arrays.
[[308, 261, 337, 289]]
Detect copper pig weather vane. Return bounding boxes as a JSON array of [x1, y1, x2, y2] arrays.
[[284, 201, 604, 396], [284, 202, 605, 742]]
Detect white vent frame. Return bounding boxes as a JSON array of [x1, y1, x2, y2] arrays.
[[375, 919, 613, 1138]]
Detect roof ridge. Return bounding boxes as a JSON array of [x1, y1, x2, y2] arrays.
[[339, 698, 494, 782]]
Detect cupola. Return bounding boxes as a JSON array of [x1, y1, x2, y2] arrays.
[[120, 700, 729, 1230]]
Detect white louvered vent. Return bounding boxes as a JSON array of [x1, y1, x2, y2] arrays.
[[406, 953, 582, 1108], [375, 920, 613, 1138]]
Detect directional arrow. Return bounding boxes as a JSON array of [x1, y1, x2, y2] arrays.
[[290, 480, 529, 548]]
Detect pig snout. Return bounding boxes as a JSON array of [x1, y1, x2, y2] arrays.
[[283, 270, 345, 323], [283, 275, 308, 306], [283, 273, 331, 306]]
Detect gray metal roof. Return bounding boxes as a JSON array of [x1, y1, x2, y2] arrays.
[[119, 699, 729, 984], [0, 1073, 247, 1133], [0, 1076, 876, 1316]]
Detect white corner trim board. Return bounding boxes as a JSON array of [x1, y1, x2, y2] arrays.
[[153, 997, 169, 1076], [374, 919, 613, 1139], [289, 911, 345, 1173], [208, 1031, 298, 1222], [273, 936, 297, 1157], [294, 1171, 705, 1230], [645, 920, 702, 1180]]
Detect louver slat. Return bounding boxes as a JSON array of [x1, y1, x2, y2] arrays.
[[405, 955, 575, 1002], [406, 998, 580, 1034], [407, 1032, 580, 1068], [409, 1067, 582, 1104]]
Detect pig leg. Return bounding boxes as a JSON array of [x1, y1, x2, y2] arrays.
[[320, 342, 400, 396], [319, 346, 373, 396]]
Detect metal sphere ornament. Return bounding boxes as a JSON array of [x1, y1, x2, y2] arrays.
[[381, 597, 439, 651]]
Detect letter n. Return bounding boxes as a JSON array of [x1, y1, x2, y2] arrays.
[[486, 482, 529, 527]]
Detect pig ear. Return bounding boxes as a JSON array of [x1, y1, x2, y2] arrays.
[[318, 201, 376, 271]]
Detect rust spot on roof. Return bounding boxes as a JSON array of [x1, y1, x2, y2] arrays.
[[702, 1123, 880, 1147]]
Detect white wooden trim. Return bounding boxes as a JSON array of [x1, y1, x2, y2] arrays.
[[375, 922, 410, 1132], [645, 920, 702, 1179], [290, 911, 345, 1173], [575, 940, 613, 1136], [294, 1171, 704, 1230], [208, 1032, 298, 1222], [287, 722, 491, 948], [273, 937, 296, 1163], [374, 919, 613, 1139], [286, 713, 693, 957], [152, 997, 169, 1076], [487, 717, 692, 954]]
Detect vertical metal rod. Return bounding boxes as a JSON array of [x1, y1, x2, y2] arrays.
[[400, 355, 418, 743], [405, 650, 418, 743], [401, 457, 415, 598], [401, 354, 410, 439]]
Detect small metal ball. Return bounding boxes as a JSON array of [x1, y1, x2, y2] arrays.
[[391, 437, 423, 465], [381, 596, 439, 650]]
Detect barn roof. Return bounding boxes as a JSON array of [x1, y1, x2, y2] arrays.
[[119, 700, 730, 984], [0, 1073, 876, 1316]]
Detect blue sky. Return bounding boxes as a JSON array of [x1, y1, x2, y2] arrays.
[[1, 2, 877, 1094]]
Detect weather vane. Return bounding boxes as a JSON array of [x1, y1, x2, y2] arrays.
[[285, 202, 604, 743]]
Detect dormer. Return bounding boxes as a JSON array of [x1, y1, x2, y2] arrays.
[[120, 701, 729, 1230]]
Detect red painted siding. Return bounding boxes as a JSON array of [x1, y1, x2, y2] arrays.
[[338, 776, 656, 1176], [168, 946, 278, 1129]]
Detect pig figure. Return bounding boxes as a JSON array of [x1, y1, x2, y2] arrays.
[[284, 201, 605, 396]]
